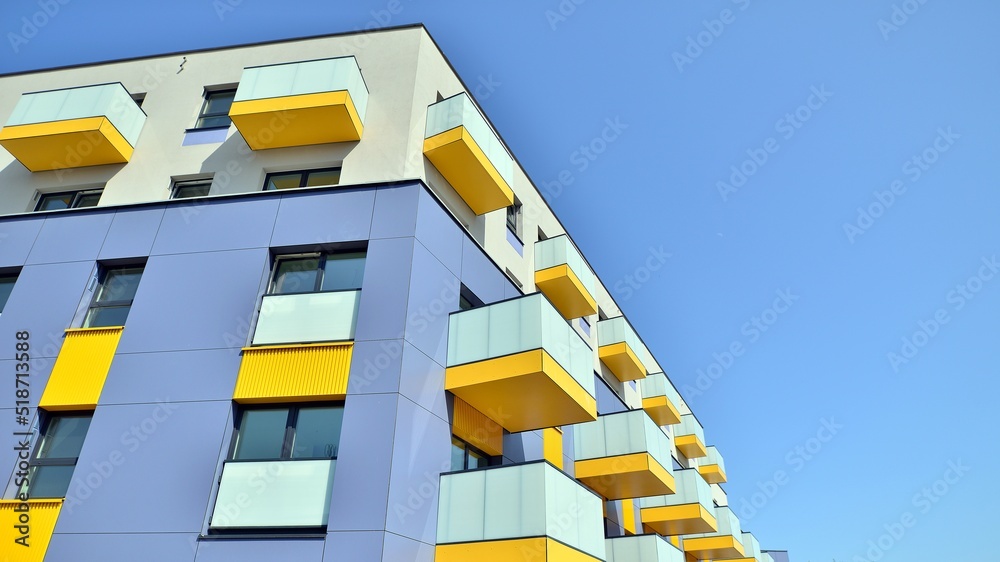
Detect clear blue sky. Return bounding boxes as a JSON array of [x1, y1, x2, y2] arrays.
[[2, 1, 996, 560]]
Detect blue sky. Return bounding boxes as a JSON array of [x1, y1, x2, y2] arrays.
[[2, 1, 996, 560]]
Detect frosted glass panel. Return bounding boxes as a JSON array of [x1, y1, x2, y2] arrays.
[[598, 316, 654, 371], [687, 506, 743, 540], [210, 459, 335, 528], [607, 535, 685, 562], [534, 235, 596, 294], [640, 469, 713, 509], [252, 290, 360, 345], [571, 410, 674, 471], [6, 83, 146, 145], [436, 469, 486, 543], [234, 57, 369, 122], [677, 414, 705, 442], [640, 372, 683, 409], [741, 533, 762, 559], [425, 93, 513, 186], [702, 446, 725, 473]]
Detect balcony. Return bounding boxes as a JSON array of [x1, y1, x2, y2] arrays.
[[0, 83, 145, 172], [697, 446, 727, 484], [39, 327, 124, 411], [452, 396, 504, 457], [534, 235, 597, 319], [233, 343, 352, 403], [210, 459, 335, 529], [729, 532, 762, 562], [251, 290, 360, 346], [761, 552, 776, 562], [606, 534, 685, 562], [436, 462, 605, 562], [445, 293, 597, 433], [0, 499, 62, 561], [571, 410, 675, 500], [597, 317, 649, 382], [682, 506, 745, 560], [229, 56, 368, 150], [675, 414, 708, 459], [639, 372, 683, 426], [640, 469, 717, 536], [423, 93, 514, 215]]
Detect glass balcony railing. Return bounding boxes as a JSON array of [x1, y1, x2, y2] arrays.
[[0, 83, 146, 172], [534, 235, 597, 319], [740, 532, 763, 561], [423, 93, 514, 215], [571, 410, 675, 499], [675, 414, 708, 459], [210, 459, 335, 529], [597, 317, 650, 382], [697, 445, 727, 484], [251, 290, 360, 346], [436, 462, 605, 561], [682, 506, 745, 560], [640, 469, 717, 536], [761, 552, 776, 562], [446, 293, 597, 432], [639, 372, 683, 426], [230, 56, 368, 149], [606, 534, 685, 562]]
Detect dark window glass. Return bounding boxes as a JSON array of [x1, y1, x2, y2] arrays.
[[38, 194, 73, 211], [233, 409, 288, 460], [450, 438, 467, 471], [506, 203, 521, 234], [265, 173, 305, 191], [232, 405, 344, 461], [269, 252, 365, 295], [304, 169, 341, 187], [272, 257, 321, 294], [263, 168, 341, 191], [28, 465, 76, 498], [35, 190, 102, 212], [172, 180, 212, 199], [450, 437, 492, 471], [291, 407, 343, 459], [0, 273, 18, 313], [320, 253, 365, 291], [25, 414, 92, 498], [37, 416, 91, 458], [84, 265, 144, 328], [195, 90, 236, 129], [75, 193, 102, 208]]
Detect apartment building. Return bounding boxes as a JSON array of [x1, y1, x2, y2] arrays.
[[0, 24, 788, 562]]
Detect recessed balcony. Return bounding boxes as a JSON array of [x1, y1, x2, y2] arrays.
[[597, 317, 649, 382], [571, 410, 675, 500], [445, 293, 597, 433], [697, 445, 727, 484], [639, 372, 683, 426], [39, 327, 124, 411], [675, 414, 708, 459], [251, 290, 360, 346], [534, 235, 597, 319], [210, 459, 335, 529], [423, 93, 514, 215], [0, 83, 146, 172], [640, 469, 717, 536], [606, 534, 685, 562], [681, 506, 745, 560], [436, 462, 606, 562], [229, 56, 368, 150]]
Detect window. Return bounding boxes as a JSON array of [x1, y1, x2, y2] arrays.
[[506, 201, 522, 237], [20, 414, 92, 498], [131, 93, 146, 107], [171, 178, 212, 199], [458, 284, 483, 311], [231, 405, 344, 461], [0, 272, 18, 313], [263, 168, 342, 191], [35, 189, 103, 212], [195, 89, 236, 129], [83, 265, 144, 328], [268, 252, 365, 295], [450, 437, 491, 471]]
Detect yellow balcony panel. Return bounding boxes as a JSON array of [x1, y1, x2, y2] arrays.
[[0, 117, 133, 172], [599, 342, 647, 382], [230, 91, 362, 150], [683, 535, 745, 560], [535, 264, 598, 320], [445, 349, 597, 433], [697, 463, 727, 485], [423, 126, 514, 215], [576, 452, 676, 500], [436, 537, 602, 562], [234, 343, 352, 403], [452, 396, 503, 457], [641, 504, 718, 536], [543, 427, 564, 469], [643, 395, 682, 427], [39, 327, 123, 411], [0, 499, 62, 562], [675, 435, 708, 459]]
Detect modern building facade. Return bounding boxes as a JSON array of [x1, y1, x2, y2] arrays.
[[0, 24, 788, 562]]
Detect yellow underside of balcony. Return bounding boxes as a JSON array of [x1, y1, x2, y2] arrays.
[[599, 342, 647, 382], [436, 537, 601, 562], [642, 395, 682, 426], [452, 396, 504, 457], [39, 327, 124, 411], [640, 503, 718, 536], [0, 499, 62, 562], [445, 349, 597, 433], [575, 452, 676, 500], [675, 435, 708, 459], [0, 116, 133, 172], [683, 535, 745, 560], [698, 463, 727, 484], [423, 126, 514, 215], [234, 343, 352, 403], [535, 265, 598, 320], [230, 90, 363, 150]]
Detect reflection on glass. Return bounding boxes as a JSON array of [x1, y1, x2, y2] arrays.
[[291, 406, 343, 459], [234, 409, 288, 460]]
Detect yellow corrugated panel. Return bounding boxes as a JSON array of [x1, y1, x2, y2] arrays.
[[234, 343, 352, 403], [452, 397, 504, 456], [39, 327, 123, 411], [0, 499, 62, 562]]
